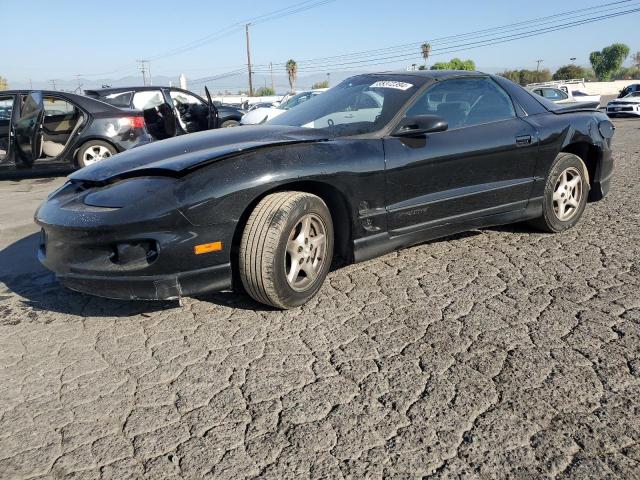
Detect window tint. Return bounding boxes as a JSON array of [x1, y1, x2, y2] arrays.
[[100, 91, 133, 108], [43, 97, 76, 116], [405, 77, 515, 129], [133, 90, 165, 110]]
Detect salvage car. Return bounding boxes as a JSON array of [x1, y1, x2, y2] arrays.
[[1, 90, 151, 174], [36, 71, 614, 309], [606, 91, 640, 117], [85, 86, 245, 137], [240, 89, 327, 125]]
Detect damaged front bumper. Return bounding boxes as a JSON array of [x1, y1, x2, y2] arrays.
[[35, 178, 234, 300]]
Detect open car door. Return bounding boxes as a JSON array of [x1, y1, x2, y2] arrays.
[[13, 91, 44, 168], [204, 86, 219, 129]]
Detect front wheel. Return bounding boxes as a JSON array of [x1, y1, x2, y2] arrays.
[[76, 140, 116, 168], [530, 152, 590, 233], [239, 191, 334, 309], [220, 120, 239, 128]]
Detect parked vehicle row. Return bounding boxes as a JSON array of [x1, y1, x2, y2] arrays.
[[0, 86, 247, 174], [240, 89, 327, 125], [0, 90, 151, 173], [35, 70, 614, 309]]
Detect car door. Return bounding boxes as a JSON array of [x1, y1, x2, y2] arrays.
[[0, 94, 16, 167], [384, 77, 539, 234], [168, 88, 211, 134], [13, 91, 44, 168], [204, 87, 219, 129]]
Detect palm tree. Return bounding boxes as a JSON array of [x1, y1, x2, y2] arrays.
[[0, 76, 8, 91], [286, 59, 297, 93], [421, 43, 431, 68]]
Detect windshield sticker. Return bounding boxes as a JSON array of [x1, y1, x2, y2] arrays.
[[370, 81, 413, 90]]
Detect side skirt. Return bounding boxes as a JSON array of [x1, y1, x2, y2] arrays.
[[353, 197, 543, 263]]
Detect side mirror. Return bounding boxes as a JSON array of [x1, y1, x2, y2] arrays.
[[392, 114, 448, 137]]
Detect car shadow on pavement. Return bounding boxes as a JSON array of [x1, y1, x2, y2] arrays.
[[0, 233, 174, 317]]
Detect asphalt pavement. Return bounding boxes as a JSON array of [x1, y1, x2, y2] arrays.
[[0, 118, 638, 479]]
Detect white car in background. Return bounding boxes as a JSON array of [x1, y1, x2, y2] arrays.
[[240, 89, 327, 125], [527, 79, 601, 105], [606, 91, 640, 117]]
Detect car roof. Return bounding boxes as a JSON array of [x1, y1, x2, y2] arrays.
[[374, 69, 486, 79], [1, 89, 134, 113]]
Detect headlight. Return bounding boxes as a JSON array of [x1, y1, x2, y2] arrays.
[[83, 177, 177, 208], [598, 120, 615, 139]]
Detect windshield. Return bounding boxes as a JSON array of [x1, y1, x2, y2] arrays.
[[278, 91, 320, 110], [268, 75, 422, 136]]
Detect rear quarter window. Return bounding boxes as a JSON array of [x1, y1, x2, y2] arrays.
[[99, 91, 133, 108]]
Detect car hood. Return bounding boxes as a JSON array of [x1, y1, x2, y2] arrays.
[[70, 125, 327, 183], [241, 107, 285, 125]]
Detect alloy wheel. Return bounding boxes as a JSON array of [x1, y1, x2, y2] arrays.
[[552, 167, 583, 221], [285, 213, 327, 292], [83, 145, 112, 166]]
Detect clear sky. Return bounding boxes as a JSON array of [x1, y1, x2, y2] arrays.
[[2, 0, 639, 90]]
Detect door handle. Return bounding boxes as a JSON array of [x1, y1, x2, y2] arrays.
[[515, 134, 532, 146]]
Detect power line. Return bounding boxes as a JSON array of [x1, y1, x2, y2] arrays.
[[147, 0, 336, 62], [252, 0, 638, 72], [253, 4, 640, 73]]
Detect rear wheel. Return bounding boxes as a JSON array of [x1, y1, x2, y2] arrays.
[[530, 152, 589, 233], [239, 191, 334, 309], [220, 120, 239, 128], [76, 140, 116, 168]]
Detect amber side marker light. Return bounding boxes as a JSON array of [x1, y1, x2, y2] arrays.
[[194, 241, 223, 255]]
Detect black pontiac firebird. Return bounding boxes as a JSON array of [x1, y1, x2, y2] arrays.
[[36, 70, 614, 309]]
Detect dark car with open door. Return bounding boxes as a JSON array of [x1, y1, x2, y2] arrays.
[[84, 86, 245, 141], [0, 90, 151, 175]]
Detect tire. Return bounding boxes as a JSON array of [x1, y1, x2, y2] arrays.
[[530, 152, 590, 233], [220, 120, 239, 128], [239, 191, 334, 309], [76, 140, 116, 168]]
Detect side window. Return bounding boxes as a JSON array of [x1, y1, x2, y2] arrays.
[[405, 78, 515, 129], [133, 90, 165, 110], [101, 91, 133, 108], [0, 96, 13, 121], [542, 88, 567, 100], [0, 95, 13, 160], [43, 97, 76, 117]]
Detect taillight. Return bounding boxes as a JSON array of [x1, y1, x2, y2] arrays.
[[117, 116, 145, 130], [130, 116, 145, 129]]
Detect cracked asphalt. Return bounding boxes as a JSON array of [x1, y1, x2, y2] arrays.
[[0, 118, 639, 479]]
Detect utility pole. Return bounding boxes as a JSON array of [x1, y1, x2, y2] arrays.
[[245, 24, 254, 96], [269, 62, 274, 93], [28, 78, 33, 89], [49, 79, 57, 90], [137, 59, 149, 86], [326, 72, 330, 87], [74, 74, 83, 93], [535, 59, 544, 83]]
